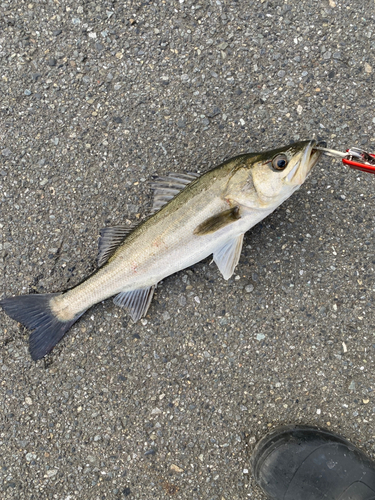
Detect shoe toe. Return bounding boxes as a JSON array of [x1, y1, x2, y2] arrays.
[[251, 425, 375, 500]]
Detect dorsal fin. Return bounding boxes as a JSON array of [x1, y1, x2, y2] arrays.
[[150, 172, 199, 212], [97, 225, 132, 267]]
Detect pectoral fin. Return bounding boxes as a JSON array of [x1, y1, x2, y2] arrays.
[[213, 234, 244, 280], [113, 285, 156, 322], [194, 207, 241, 236]]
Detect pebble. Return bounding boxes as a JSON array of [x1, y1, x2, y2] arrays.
[[46, 469, 57, 477], [47, 57, 57, 67], [24, 89, 32, 95], [245, 284, 254, 293], [25, 397, 33, 405], [207, 106, 221, 117], [170, 464, 184, 473]]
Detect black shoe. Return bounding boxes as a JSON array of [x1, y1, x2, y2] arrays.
[[251, 425, 375, 500]]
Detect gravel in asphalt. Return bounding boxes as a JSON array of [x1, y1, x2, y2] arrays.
[[1, 0, 375, 498]]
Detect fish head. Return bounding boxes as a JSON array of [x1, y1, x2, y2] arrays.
[[249, 139, 325, 207]]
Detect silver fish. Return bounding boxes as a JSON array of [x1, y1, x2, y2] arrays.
[[0, 139, 324, 359]]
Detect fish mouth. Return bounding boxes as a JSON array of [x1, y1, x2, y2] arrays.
[[285, 140, 325, 185]]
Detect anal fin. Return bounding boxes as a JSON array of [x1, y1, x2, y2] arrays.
[[113, 285, 156, 322], [213, 234, 244, 280]]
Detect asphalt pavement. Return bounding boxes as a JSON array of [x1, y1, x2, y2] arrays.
[[1, 0, 375, 498]]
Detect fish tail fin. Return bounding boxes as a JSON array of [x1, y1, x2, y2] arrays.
[[0, 293, 84, 360]]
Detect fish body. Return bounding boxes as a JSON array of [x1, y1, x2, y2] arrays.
[[0, 140, 324, 359]]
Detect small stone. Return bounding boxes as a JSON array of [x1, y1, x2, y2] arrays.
[[278, 70, 286, 78], [144, 449, 156, 456], [207, 106, 221, 118], [170, 464, 184, 473], [115, 52, 123, 59], [113, 116, 123, 124], [365, 63, 372, 74], [24, 89, 32, 95], [363, 399, 370, 404], [349, 380, 356, 391], [297, 105, 303, 115], [177, 119, 186, 129], [46, 469, 57, 477], [256, 333, 265, 341], [40, 178, 48, 186], [316, 408, 321, 415], [53, 29, 62, 36], [47, 57, 57, 67], [95, 42, 104, 51], [245, 284, 254, 293], [2, 148, 11, 157], [25, 397, 33, 405]]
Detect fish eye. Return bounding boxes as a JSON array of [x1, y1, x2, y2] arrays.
[[271, 154, 288, 171]]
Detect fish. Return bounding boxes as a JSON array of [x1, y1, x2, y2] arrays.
[[0, 139, 324, 360]]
